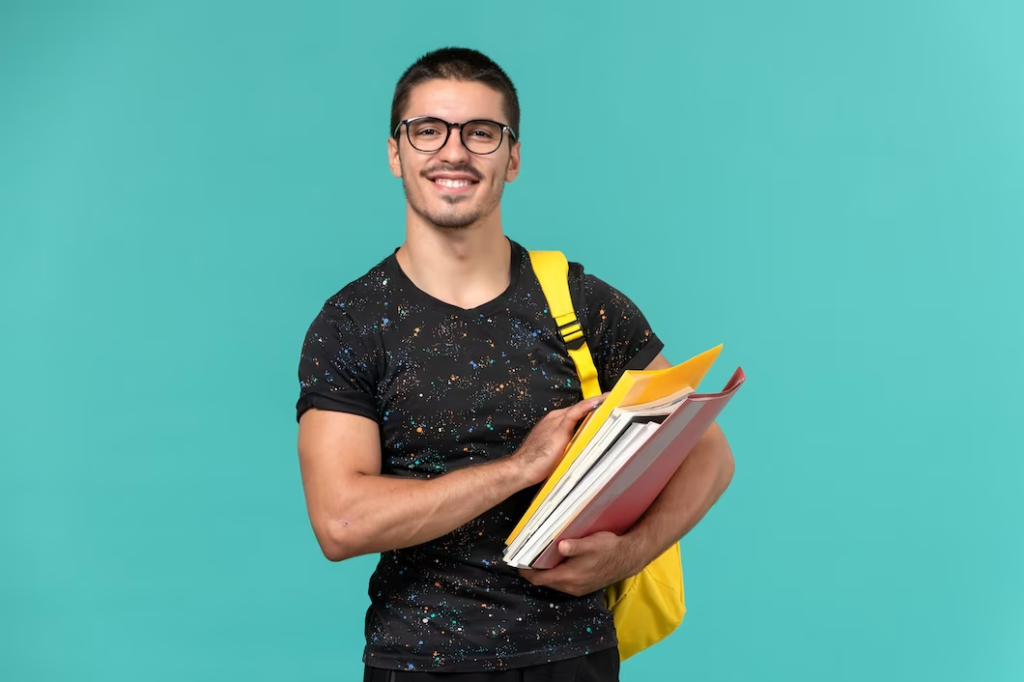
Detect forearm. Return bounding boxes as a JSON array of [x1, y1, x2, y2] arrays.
[[322, 457, 528, 560], [624, 422, 735, 570]]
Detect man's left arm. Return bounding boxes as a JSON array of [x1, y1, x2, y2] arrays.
[[519, 353, 735, 596]]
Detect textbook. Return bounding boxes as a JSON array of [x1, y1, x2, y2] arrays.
[[503, 344, 745, 570]]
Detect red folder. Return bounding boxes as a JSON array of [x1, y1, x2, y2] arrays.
[[530, 367, 746, 569]]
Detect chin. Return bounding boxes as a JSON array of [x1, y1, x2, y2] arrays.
[[428, 211, 482, 229], [406, 184, 505, 230], [410, 197, 481, 229]]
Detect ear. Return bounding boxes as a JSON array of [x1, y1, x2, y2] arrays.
[[505, 140, 521, 183], [388, 136, 402, 178]]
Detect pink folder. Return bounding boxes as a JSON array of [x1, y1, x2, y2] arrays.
[[530, 367, 746, 569]]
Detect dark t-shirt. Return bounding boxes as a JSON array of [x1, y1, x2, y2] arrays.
[[295, 239, 663, 673]]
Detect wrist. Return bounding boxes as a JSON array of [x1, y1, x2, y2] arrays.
[[494, 455, 533, 492], [621, 526, 658, 575]]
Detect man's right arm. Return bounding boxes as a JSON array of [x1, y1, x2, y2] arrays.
[[296, 396, 604, 562]]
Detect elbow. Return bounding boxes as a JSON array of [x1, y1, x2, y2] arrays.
[[316, 518, 366, 562], [319, 539, 349, 563], [717, 437, 736, 494], [705, 422, 735, 494], [721, 448, 735, 490]]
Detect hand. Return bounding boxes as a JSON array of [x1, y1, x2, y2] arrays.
[[518, 531, 642, 597], [510, 394, 607, 487]]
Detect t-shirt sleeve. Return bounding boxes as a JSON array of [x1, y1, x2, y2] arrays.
[[295, 300, 380, 423], [569, 264, 665, 393]]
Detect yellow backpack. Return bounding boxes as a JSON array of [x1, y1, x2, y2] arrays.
[[528, 250, 686, 662]]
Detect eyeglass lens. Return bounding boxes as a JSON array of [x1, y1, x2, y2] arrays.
[[406, 118, 505, 154]]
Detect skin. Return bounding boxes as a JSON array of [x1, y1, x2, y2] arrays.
[[297, 79, 735, 597], [386, 79, 521, 311]]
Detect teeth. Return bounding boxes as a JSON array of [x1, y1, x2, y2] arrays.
[[435, 179, 471, 188]]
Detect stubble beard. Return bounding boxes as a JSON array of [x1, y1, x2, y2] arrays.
[[402, 174, 505, 230]]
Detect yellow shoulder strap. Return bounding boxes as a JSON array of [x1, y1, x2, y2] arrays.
[[529, 251, 602, 400], [532, 251, 686, 663]]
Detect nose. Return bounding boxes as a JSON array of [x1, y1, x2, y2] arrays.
[[436, 123, 471, 163]]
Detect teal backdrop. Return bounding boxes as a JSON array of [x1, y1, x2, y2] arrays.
[[2, 1, 1022, 680]]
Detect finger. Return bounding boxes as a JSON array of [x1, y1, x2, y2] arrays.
[[519, 568, 544, 585], [538, 566, 580, 594], [565, 394, 607, 421]]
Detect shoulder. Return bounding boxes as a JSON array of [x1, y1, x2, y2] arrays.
[[566, 256, 664, 379], [566, 258, 642, 316], [300, 254, 396, 362], [324, 256, 392, 312], [519, 246, 647, 320], [309, 254, 393, 325], [296, 258, 390, 422]]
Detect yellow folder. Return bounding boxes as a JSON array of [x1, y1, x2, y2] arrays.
[[505, 344, 723, 544]]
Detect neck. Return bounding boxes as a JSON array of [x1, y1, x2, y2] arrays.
[[396, 207, 513, 310]]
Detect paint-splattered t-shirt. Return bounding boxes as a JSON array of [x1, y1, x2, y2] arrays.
[[295, 239, 664, 673]]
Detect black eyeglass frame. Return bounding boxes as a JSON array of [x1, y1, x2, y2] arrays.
[[393, 116, 518, 155]]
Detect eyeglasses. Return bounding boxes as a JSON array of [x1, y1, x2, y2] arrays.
[[393, 116, 517, 155]]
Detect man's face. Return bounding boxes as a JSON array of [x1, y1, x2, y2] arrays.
[[388, 79, 521, 229]]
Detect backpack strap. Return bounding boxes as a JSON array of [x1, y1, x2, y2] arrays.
[[529, 251, 602, 400]]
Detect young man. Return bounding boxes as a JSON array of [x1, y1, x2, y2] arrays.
[[295, 47, 734, 681]]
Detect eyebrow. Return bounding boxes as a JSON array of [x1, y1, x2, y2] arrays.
[[407, 114, 503, 122]]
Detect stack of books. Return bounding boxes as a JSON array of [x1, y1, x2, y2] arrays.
[[504, 344, 745, 569]]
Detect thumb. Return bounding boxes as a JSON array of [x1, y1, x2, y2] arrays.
[[559, 538, 585, 557], [560, 532, 615, 557]]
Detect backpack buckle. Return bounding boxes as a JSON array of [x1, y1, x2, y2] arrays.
[[558, 319, 586, 351]]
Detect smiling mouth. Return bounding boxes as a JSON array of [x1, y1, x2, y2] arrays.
[[430, 177, 479, 194], [434, 178, 474, 188]]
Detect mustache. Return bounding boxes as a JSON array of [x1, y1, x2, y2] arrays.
[[421, 163, 483, 182]]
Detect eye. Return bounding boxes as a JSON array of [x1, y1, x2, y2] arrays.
[[409, 119, 447, 138], [465, 122, 500, 139]]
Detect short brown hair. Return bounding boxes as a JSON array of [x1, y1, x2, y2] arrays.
[[390, 47, 520, 139]]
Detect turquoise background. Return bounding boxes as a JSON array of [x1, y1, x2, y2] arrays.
[[2, 1, 1022, 680]]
